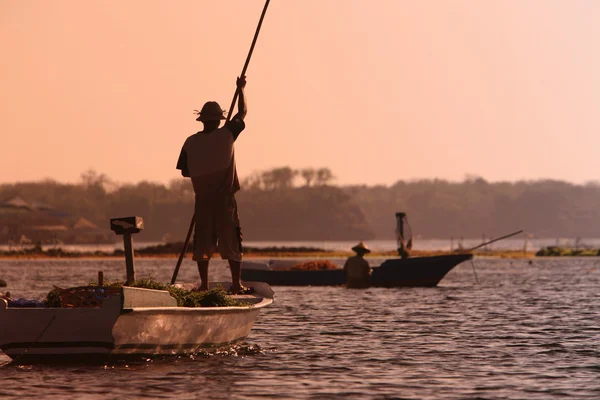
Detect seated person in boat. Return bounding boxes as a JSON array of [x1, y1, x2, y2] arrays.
[[176, 76, 248, 294], [343, 242, 372, 288]]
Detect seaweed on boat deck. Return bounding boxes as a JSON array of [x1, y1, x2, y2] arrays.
[[290, 260, 339, 271], [42, 277, 251, 308], [166, 285, 251, 307], [44, 288, 62, 308]]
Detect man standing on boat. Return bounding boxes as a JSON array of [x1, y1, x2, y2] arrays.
[[344, 242, 372, 288], [176, 76, 248, 294]]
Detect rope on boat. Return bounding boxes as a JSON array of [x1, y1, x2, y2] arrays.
[[470, 260, 480, 285], [4, 315, 57, 366]]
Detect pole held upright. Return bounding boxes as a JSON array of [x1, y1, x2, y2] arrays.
[[172, 0, 272, 282], [226, 0, 271, 122]]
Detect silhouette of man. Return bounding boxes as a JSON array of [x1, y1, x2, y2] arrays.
[[176, 76, 248, 293], [343, 242, 372, 288]]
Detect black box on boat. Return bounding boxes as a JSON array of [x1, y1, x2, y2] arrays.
[[110, 216, 144, 235]]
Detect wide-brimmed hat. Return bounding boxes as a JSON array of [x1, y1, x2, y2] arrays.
[[351, 241, 371, 254], [195, 101, 226, 122]]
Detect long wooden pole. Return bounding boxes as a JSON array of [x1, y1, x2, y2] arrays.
[[466, 229, 523, 252], [226, 0, 270, 123], [465, 229, 522, 285], [171, 0, 271, 284], [171, 215, 195, 284]]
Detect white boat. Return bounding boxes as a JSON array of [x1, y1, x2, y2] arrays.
[[0, 281, 274, 362], [0, 216, 274, 362]]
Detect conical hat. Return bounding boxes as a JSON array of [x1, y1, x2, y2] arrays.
[[351, 241, 371, 254]]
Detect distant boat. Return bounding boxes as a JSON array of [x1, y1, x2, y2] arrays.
[[241, 253, 473, 287]]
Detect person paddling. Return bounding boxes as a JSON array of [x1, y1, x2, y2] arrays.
[[176, 76, 249, 294], [343, 242, 372, 289]]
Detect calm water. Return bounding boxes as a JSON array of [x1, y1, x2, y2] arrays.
[[0, 257, 599, 399]]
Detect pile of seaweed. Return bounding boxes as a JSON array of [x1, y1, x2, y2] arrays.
[[0, 246, 108, 258], [244, 245, 326, 254], [133, 242, 327, 255], [290, 260, 339, 271], [44, 277, 250, 308], [0, 242, 329, 258], [535, 246, 599, 257]]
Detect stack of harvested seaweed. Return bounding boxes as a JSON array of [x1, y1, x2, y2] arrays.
[[133, 242, 327, 256], [44, 277, 249, 308], [290, 260, 339, 271]]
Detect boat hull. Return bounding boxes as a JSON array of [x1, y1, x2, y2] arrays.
[[241, 254, 473, 287], [371, 254, 473, 287], [112, 306, 263, 355], [0, 296, 121, 360], [0, 283, 273, 362]]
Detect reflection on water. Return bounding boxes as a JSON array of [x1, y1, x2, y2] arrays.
[[0, 258, 599, 399]]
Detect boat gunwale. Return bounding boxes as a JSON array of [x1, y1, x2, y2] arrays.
[[123, 297, 273, 313], [0, 297, 273, 312], [252, 253, 474, 272]]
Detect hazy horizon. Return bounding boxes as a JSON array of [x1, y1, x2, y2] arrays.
[[1, 167, 597, 188], [2, 1, 599, 187]]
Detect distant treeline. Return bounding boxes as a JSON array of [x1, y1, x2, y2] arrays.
[[1, 168, 599, 242]]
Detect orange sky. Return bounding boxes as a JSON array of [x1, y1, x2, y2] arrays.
[[1, 1, 599, 186]]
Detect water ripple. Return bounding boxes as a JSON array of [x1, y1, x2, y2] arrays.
[[0, 258, 599, 399]]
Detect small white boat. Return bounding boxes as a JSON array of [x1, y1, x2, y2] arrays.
[[0, 281, 273, 362], [0, 216, 275, 363]]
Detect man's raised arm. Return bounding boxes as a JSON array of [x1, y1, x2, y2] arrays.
[[234, 76, 247, 121]]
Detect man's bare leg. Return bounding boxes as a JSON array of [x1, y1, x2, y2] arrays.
[[196, 260, 209, 291], [228, 260, 243, 293]]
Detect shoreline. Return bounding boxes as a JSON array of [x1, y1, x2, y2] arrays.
[[1, 242, 593, 260], [0, 249, 539, 260]]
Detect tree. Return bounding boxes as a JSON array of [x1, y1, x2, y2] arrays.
[[240, 172, 264, 191], [261, 167, 297, 190], [168, 178, 194, 200], [80, 169, 110, 189], [300, 168, 316, 187], [315, 168, 335, 186]]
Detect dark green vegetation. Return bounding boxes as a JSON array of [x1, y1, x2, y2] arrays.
[[43, 277, 250, 308], [0, 243, 328, 257], [136, 242, 325, 255], [0, 245, 113, 257], [44, 288, 62, 307], [129, 277, 251, 307], [535, 246, 599, 257], [2, 167, 600, 242]]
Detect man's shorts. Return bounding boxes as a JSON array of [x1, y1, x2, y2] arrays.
[[192, 193, 243, 262]]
